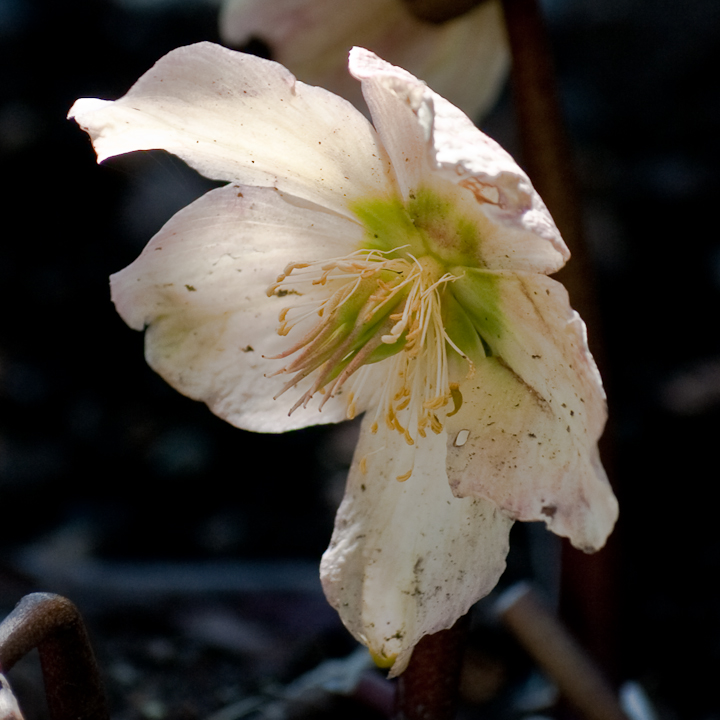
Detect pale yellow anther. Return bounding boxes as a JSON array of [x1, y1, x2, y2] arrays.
[[423, 395, 449, 411], [396, 469, 412, 482], [284, 261, 310, 273], [266, 281, 282, 296], [406, 323, 422, 340], [347, 392, 357, 420], [359, 457, 368, 474]]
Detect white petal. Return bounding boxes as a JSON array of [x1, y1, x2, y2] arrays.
[[446, 270, 617, 552], [220, 0, 509, 121], [69, 42, 394, 219], [429, 90, 568, 273], [349, 46, 433, 199], [111, 183, 369, 432], [403, 0, 509, 123], [321, 413, 513, 676], [221, 0, 397, 71], [349, 47, 568, 275]]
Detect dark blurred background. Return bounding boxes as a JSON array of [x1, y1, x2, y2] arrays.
[[1, 0, 719, 718]]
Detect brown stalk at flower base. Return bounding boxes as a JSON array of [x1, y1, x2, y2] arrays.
[[0, 593, 109, 720], [393, 614, 469, 720]]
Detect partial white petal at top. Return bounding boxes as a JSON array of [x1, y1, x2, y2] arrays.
[[220, 0, 396, 70], [220, 0, 508, 122]]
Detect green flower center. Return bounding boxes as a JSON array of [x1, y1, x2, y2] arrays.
[[352, 187, 485, 269], [267, 187, 498, 468]]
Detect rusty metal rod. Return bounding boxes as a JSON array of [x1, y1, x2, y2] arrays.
[[0, 593, 109, 720]]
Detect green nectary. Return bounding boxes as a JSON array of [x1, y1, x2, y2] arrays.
[[351, 187, 503, 368], [272, 188, 507, 414], [449, 268, 505, 352], [351, 187, 484, 269]]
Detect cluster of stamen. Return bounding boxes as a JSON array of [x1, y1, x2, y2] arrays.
[[266, 248, 471, 457]]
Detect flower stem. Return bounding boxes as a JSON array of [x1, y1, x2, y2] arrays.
[[393, 613, 469, 720], [500, 0, 598, 341]]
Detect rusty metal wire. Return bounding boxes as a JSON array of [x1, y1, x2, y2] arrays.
[[0, 593, 109, 720]]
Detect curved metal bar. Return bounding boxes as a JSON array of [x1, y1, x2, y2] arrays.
[[0, 593, 109, 720]]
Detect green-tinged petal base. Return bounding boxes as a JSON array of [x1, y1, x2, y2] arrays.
[[446, 270, 616, 551]]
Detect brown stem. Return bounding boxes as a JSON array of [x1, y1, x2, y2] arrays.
[[0, 593, 109, 720], [500, 0, 599, 345], [393, 614, 469, 720]]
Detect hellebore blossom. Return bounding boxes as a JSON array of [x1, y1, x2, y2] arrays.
[[220, 0, 509, 121], [69, 42, 617, 675]]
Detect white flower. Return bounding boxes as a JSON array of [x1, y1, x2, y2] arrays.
[[219, 0, 509, 120], [69, 42, 618, 675]]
